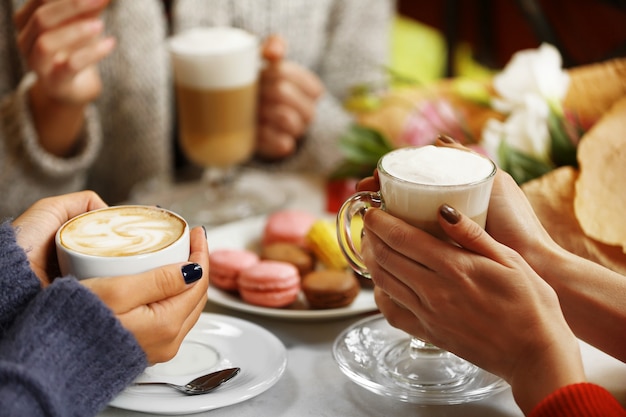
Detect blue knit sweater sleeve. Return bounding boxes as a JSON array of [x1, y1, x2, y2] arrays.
[[0, 222, 42, 332], [0, 222, 148, 417]]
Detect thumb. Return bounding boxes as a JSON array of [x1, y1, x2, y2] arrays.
[[438, 204, 501, 259], [262, 34, 286, 63], [82, 263, 203, 314]]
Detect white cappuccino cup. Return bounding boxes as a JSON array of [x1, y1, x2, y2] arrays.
[[55, 205, 190, 280]]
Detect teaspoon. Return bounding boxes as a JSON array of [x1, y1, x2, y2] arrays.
[[134, 367, 241, 395]]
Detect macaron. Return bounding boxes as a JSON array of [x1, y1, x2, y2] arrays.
[[306, 219, 348, 270], [238, 260, 301, 308], [262, 210, 317, 249], [301, 270, 360, 309], [209, 249, 260, 291], [261, 242, 316, 277]]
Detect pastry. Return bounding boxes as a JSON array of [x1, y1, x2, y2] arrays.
[[301, 270, 360, 309], [238, 260, 301, 308], [209, 249, 259, 291], [261, 242, 316, 276], [262, 209, 317, 249], [355, 271, 375, 289], [306, 219, 348, 270]]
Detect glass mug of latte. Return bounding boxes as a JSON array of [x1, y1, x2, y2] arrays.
[[169, 27, 258, 171], [55, 205, 190, 280], [167, 27, 284, 226], [336, 145, 497, 391], [337, 145, 497, 276]]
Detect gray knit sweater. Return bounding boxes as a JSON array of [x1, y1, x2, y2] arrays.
[[0, 0, 394, 218], [0, 221, 147, 417]]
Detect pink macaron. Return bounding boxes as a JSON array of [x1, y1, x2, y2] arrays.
[[238, 260, 301, 308], [262, 209, 317, 249], [209, 249, 260, 291]]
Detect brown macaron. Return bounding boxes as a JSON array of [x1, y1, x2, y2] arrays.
[[301, 270, 360, 309], [261, 242, 316, 277]]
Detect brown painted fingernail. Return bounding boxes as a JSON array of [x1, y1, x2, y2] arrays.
[[440, 204, 461, 224], [438, 134, 457, 144]]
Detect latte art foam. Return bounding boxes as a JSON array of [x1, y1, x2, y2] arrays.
[[59, 207, 186, 257]]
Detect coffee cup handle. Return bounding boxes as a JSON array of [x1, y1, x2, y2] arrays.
[[336, 191, 382, 278]]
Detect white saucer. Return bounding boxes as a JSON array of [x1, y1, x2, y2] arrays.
[[109, 313, 286, 415], [333, 314, 509, 405], [206, 216, 378, 320]]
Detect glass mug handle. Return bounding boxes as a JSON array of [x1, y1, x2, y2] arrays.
[[336, 191, 382, 278]]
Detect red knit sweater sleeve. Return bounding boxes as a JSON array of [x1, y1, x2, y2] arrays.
[[529, 383, 626, 417]]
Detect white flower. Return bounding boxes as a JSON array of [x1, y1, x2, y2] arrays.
[[492, 43, 570, 114], [482, 93, 551, 164]]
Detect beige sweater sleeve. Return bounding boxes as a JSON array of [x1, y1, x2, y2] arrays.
[[0, 73, 102, 219]]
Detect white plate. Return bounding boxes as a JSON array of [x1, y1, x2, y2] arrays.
[[109, 313, 287, 415], [205, 215, 378, 320]]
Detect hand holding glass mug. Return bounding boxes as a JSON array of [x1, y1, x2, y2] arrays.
[[336, 144, 498, 391], [257, 35, 324, 161]]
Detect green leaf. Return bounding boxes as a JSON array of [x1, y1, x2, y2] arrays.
[[328, 160, 377, 180], [337, 125, 394, 165], [548, 111, 578, 168], [330, 125, 394, 180], [498, 141, 554, 184]]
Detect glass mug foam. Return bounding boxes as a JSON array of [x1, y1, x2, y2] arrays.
[[55, 205, 190, 280], [337, 145, 497, 277], [168, 27, 260, 168]]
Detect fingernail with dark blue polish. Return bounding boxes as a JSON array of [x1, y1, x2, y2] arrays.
[[202, 225, 207, 239], [182, 263, 202, 284]]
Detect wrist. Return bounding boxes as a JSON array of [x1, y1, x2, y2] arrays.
[[519, 235, 569, 289], [29, 82, 88, 157], [509, 329, 586, 414]]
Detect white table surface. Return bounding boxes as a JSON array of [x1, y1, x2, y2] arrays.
[[100, 170, 626, 417]]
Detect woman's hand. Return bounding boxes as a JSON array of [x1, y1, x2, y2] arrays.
[[356, 136, 559, 272], [483, 168, 560, 273], [363, 206, 585, 414], [13, 0, 116, 156], [81, 226, 210, 364], [256, 35, 323, 161], [12, 190, 108, 286], [14, 0, 115, 106]]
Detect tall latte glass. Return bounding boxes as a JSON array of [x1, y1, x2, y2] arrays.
[[56, 205, 190, 280], [337, 145, 498, 395], [168, 27, 282, 226]]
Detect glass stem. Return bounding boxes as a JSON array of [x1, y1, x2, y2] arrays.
[[409, 337, 440, 359], [203, 166, 236, 188]]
